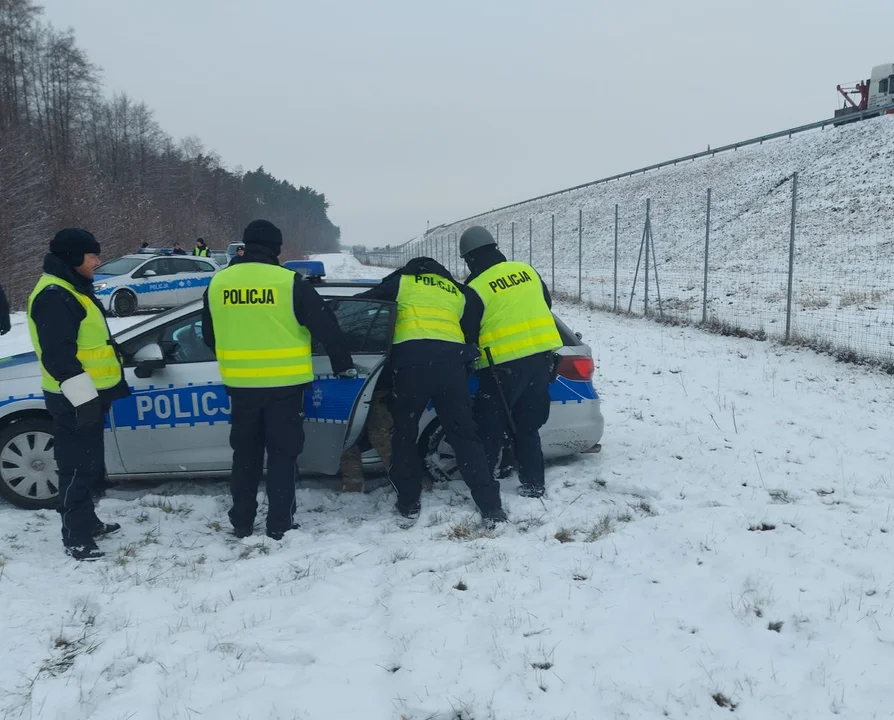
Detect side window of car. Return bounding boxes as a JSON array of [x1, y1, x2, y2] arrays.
[[195, 259, 217, 273], [170, 258, 198, 274], [161, 313, 216, 364], [136, 259, 173, 278], [118, 312, 215, 365], [312, 299, 394, 355]]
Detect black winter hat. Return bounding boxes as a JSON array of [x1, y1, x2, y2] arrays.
[[50, 228, 101, 267], [242, 220, 283, 253]]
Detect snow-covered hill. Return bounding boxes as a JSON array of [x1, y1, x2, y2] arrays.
[[377, 116, 894, 364]]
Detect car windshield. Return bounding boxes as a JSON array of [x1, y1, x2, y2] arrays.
[[95, 257, 144, 276]]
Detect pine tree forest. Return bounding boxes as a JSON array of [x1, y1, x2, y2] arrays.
[[0, 0, 341, 306]]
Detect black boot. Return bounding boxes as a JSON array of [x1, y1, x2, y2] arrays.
[[65, 541, 104, 561], [92, 522, 121, 538], [395, 499, 421, 520], [481, 506, 508, 528], [266, 522, 299, 541]]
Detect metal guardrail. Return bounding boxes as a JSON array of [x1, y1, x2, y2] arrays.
[[359, 103, 894, 259], [441, 104, 894, 228]]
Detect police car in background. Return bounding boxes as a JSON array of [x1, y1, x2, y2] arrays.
[[92, 252, 221, 317], [0, 267, 604, 510]]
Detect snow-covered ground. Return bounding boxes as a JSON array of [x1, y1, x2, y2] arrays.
[[2, 253, 893, 719], [370, 115, 894, 365]]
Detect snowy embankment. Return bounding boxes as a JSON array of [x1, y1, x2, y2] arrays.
[[2, 253, 894, 719], [390, 116, 894, 364]]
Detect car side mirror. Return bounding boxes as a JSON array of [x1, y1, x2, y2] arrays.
[[142, 269, 157, 277], [133, 342, 166, 378]]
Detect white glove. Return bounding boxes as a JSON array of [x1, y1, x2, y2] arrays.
[[60, 372, 99, 408]]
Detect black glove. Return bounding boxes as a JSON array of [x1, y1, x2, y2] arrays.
[[548, 352, 561, 383], [74, 398, 104, 430]]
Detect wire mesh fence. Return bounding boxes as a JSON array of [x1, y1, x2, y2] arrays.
[[358, 128, 894, 368]]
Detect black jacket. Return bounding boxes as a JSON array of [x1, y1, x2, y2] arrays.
[[357, 257, 481, 369], [201, 245, 354, 390], [29, 254, 130, 405], [461, 246, 552, 334], [0, 281, 10, 335]]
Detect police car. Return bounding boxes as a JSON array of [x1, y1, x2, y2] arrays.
[[0, 282, 604, 510], [92, 253, 221, 317]]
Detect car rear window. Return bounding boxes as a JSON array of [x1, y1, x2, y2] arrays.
[[95, 257, 144, 276]]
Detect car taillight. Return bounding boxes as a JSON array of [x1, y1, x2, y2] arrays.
[[556, 355, 594, 382]]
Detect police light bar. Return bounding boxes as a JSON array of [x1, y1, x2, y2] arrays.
[[283, 260, 326, 278]]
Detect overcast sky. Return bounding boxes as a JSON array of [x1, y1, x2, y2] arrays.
[[39, 0, 894, 248]]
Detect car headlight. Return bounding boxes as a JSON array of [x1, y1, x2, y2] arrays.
[[94, 282, 107, 291]]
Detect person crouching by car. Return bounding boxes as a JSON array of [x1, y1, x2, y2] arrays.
[[26, 229, 131, 561], [357, 256, 506, 525]]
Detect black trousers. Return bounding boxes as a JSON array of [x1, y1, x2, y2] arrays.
[[390, 362, 501, 512], [44, 392, 104, 547], [475, 352, 552, 488], [228, 387, 304, 534]]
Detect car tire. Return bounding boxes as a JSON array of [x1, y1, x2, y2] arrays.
[[419, 420, 458, 484], [112, 289, 138, 317], [0, 418, 59, 510], [419, 420, 515, 484]]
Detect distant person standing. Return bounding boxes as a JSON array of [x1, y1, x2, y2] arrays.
[[193, 238, 210, 257], [228, 246, 245, 266], [26, 229, 130, 560], [172, 242, 187, 255], [0, 280, 10, 336]]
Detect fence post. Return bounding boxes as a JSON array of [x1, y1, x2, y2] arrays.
[[578, 208, 583, 302], [702, 188, 711, 325], [496, 222, 500, 248], [528, 218, 533, 264], [644, 199, 650, 317], [785, 172, 798, 342], [511, 221, 515, 261], [613, 204, 619, 312], [551, 213, 555, 293]]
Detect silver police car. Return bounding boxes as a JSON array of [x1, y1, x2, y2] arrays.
[[0, 283, 604, 510]]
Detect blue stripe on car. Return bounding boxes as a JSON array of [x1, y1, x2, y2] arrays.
[[107, 377, 367, 430], [95, 276, 213, 297]]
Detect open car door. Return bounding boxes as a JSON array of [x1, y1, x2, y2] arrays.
[[298, 297, 396, 476]]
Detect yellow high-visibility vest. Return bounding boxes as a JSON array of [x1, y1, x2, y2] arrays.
[[467, 261, 562, 367], [27, 275, 122, 393], [208, 263, 313, 388], [393, 273, 465, 345]]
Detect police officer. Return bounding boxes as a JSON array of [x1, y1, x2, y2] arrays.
[[201, 219, 355, 540], [27, 229, 130, 560], [193, 238, 210, 257], [459, 226, 562, 498], [0, 280, 10, 336], [358, 256, 506, 523]]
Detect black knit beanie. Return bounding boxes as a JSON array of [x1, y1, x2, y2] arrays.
[[50, 228, 101, 267], [242, 220, 283, 254]]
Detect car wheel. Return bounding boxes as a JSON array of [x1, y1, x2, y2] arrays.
[[420, 421, 515, 483], [0, 418, 59, 510], [112, 290, 138, 317], [419, 421, 459, 483]]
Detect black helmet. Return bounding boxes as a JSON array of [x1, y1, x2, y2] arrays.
[[459, 225, 496, 257]]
